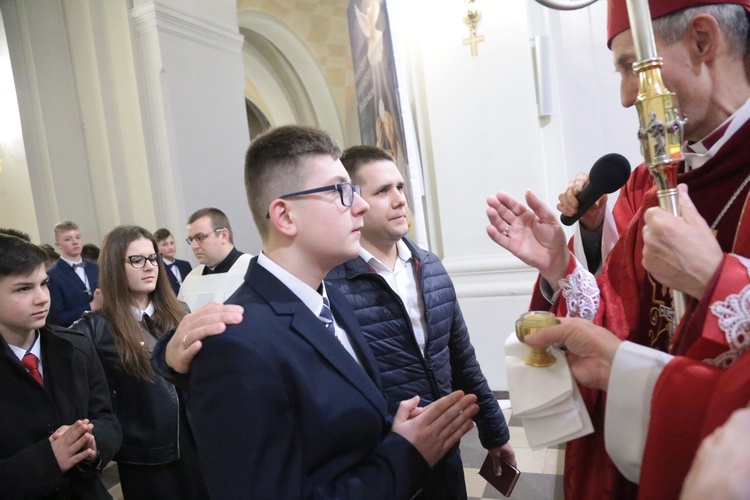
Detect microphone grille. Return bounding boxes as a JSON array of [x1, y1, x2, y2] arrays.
[[590, 153, 632, 194]]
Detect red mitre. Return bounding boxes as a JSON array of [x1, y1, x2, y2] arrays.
[[607, 0, 750, 46]]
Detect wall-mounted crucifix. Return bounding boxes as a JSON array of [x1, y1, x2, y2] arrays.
[[462, 0, 484, 56]]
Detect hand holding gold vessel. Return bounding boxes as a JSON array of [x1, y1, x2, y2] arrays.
[[516, 312, 558, 367]]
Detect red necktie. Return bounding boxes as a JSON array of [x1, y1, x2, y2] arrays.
[[22, 353, 44, 386]]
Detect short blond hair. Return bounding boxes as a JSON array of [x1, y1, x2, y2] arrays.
[[54, 220, 80, 241]]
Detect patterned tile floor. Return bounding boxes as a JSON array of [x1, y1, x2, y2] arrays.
[[102, 399, 563, 499]]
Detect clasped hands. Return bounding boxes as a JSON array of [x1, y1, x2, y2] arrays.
[[49, 419, 98, 472]]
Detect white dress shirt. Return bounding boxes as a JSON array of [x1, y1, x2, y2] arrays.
[[61, 256, 90, 293], [131, 301, 156, 321], [162, 257, 183, 285], [10, 331, 44, 378], [360, 240, 429, 354], [257, 252, 361, 364]]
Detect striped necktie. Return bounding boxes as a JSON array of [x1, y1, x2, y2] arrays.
[[319, 297, 335, 334]]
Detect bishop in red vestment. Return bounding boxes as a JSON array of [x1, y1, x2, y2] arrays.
[[487, 0, 750, 498]]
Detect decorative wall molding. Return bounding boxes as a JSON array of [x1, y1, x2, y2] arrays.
[[443, 253, 534, 275], [131, 2, 243, 56], [453, 279, 536, 299], [129, 0, 255, 257], [129, 5, 178, 234], [443, 254, 538, 298]]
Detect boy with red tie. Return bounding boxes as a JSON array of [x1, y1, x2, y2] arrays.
[[0, 233, 121, 499]]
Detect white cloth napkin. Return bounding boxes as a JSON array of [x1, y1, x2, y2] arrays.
[[505, 335, 593, 450]]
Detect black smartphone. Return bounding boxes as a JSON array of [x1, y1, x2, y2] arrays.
[[478, 453, 521, 497]]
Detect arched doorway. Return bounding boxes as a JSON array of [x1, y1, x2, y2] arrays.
[[237, 10, 348, 144]]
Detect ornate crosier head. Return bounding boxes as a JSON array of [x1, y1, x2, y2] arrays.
[[516, 311, 558, 367]]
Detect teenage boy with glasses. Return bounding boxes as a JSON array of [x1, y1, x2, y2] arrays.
[[151, 125, 480, 498]]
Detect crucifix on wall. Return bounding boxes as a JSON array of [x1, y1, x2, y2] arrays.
[[462, 0, 484, 56]]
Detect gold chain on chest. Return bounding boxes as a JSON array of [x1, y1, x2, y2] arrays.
[[710, 170, 750, 236]]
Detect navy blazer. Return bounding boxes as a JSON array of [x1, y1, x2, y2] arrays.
[[164, 258, 193, 295], [0, 326, 121, 499], [47, 260, 99, 327], [187, 258, 429, 499]]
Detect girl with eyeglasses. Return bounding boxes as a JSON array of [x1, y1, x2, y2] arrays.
[[71, 226, 208, 499]]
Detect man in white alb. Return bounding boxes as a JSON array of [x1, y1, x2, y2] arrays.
[[178, 208, 252, 311]]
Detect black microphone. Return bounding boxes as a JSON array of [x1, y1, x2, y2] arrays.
[[560, 153, 631, 226]]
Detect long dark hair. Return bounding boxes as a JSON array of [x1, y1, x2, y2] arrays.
[[99, 226, 186, 380]]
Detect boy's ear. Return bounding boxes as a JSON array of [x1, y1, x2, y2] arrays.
[[267, 199, 298, 237]]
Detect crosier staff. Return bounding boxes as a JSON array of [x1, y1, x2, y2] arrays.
[[625, 0, 688, 329]]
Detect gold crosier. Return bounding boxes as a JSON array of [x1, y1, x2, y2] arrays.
[[625, 0, 687, 330]]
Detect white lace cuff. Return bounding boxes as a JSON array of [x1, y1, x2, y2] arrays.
[[706, 283, 750, 369], [559, 263, 600, 320]]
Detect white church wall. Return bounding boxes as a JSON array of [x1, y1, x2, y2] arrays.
[[130, 0, 257, 259], [532, 1, 642, 176], [132, 0, 238, 28], [1, 0, 103, 244], [64, 0, 156, 238], [2, 0, 254, 256], [0, 8, 39, 243], [393, 0, 642, 391]]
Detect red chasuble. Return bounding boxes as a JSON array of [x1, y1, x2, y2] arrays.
[[638, 259, 750, 499], [530, 118, 750, 499]]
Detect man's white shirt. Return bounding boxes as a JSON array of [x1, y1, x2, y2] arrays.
[[360, 240, 429, 354]]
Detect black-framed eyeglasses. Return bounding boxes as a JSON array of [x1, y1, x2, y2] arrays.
[[126, 253, 161, 269], [185, 228, 225, 245], [265, 182, 362, 218]]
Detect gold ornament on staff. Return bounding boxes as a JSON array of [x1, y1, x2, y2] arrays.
[[516, 311, 558, 367], [462, 0, 485, 56], [625, 0, 687, 329]]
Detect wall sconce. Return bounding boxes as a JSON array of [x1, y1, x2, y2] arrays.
[[462, 0, 485, 56]]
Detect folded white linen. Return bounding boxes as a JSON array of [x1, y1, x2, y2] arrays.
[[505, 334, 593, 450]]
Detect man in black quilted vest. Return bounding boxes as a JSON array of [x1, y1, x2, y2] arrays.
[[325, 145, 515, 499]]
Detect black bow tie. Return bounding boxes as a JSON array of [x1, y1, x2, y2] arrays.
[[166, 263, 174, 270], [72, 262, 85, 269]]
